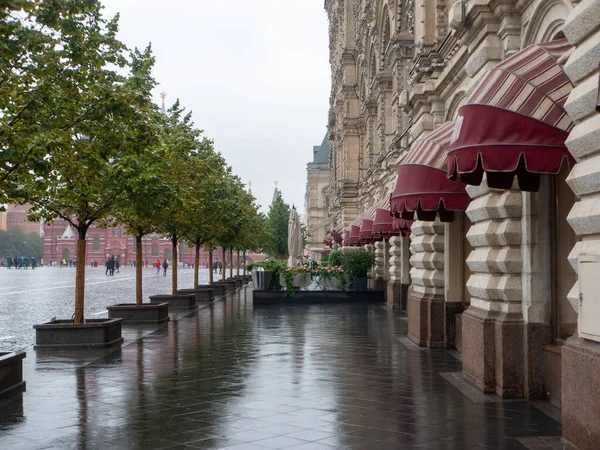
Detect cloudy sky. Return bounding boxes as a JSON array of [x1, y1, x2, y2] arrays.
[[101, 0, 331, 215]]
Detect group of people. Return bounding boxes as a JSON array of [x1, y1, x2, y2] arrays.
[[212, 259, 223, 274], [59, 259, 75, 267], [5, 255, 37, 269], [155, 259, 169, 276], [104, 256, 120, 276]]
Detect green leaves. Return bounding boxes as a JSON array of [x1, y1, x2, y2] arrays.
[[265, 190, 291, 259]]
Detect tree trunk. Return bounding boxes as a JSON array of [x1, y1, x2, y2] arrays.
[[236, 250, 240, 277], [171, 236, 178, 296], [136, 232, 143, 306], [243, 251, 246, 273], [222, 247, 227, 280], [74, 228, 87, 324], [194, 241, 200, 289], [209, 250, 214, 285], [229, 248, 233, 279]]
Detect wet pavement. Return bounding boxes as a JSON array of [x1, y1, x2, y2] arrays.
[[0, 267, 224, 351], [0, 288, 561, 449]]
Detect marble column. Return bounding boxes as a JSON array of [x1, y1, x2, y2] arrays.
[[462, 178, 524, 397], [561, 5, 600, 448], [373, 241, 386, 291], [407, 219, 445, 347], [387, 236, 410, 309]]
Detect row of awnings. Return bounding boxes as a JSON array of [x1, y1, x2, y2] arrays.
[[337, 39, 576, 246]]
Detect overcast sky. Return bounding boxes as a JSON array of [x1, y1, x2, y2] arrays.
[[100, 0, 331, 215]]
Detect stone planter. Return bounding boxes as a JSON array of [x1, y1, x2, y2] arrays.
[[205, 283, 227, 296], [149, 294, 196, 309], [316, 275, 348, 291], [178, 289, 214, 302], [352, 276, 369, 291], [222, 280, 237, 292], [0, 352, 26, 399], [107, 302, 170, 324], [34, 318, 123, 349]]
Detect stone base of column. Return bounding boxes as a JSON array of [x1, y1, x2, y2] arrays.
[[386, 280, 409, 309], [462, 305, 524, 398], [562, 336, 600, 450], [407, 286, 445, 348], [444, 302, 464, 350]]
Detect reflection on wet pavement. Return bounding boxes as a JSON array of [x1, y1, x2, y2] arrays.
[[0, 288, 560, 449]]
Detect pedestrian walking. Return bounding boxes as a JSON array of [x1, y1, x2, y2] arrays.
[[155, 259, 161, 274], [162, 259, 168, 276], [105, 258, 110, 275], [115, 258, 120, 273]]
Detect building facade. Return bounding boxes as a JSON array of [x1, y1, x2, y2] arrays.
[[6, 204, 43, 235], [325, 1, 600, 448], [305, 132, 331, 260]]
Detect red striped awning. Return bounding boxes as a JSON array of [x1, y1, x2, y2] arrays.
[[447, 39, 576, 191], [343, 231, 350, 246], [359, 219, 374, 243], [373, 208, 397, 239], [330, 229, 343, 244], [391, 122, 470, 222], [393, 217, 413, 236], [349, 225, 361, 246]]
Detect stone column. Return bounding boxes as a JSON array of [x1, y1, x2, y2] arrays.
[[387, 236, 410, 309], [373, 241, 386, 291], [561, 4, 600, 448], [407, 220, 445, 347], [462, 179, 524, 397]]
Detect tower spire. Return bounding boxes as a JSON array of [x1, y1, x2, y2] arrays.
[[160, 92, 166, 114]]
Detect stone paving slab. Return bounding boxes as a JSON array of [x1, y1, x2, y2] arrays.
[[0, 287, 560, 449]]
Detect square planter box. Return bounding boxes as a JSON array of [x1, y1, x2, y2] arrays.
[[222, 280, 237, 292], [0, 352, 26, 399], [107, 302, 170, 324], [34, 318, 123, 349], [178, 289, 214, 302], [149, 294, 197, 309], [202, 283, 227, 296]]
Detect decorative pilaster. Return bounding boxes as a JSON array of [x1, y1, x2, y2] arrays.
[[462, 177, 524, 398], [387, 236, 410, 308], [407, 219, 445, 347], [561, 4, 600, 448]]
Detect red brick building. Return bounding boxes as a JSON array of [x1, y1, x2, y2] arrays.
[[5, 204, 43, 235]]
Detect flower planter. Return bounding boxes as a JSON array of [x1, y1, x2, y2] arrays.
[[280, 273, 312, 288], [178, 288, 214, 302], [107, 302, 170, 324], [34, 318, 123, 349], [0, 352, 26, 399], [149, 294, 197, 309], [252, 270, 275, 290]]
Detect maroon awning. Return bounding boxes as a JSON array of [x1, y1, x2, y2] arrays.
[[393, 217, 413, 236], [331, 229, 343, 244], [359, 219, 374, 243], [349, 225, 361, 246], [343, 231, 350, 246], [447, 39, 576, 192], [372, 208, 397, 240], [391, 122, 470, 222]]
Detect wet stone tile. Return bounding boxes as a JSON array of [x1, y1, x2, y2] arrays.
[[0, 288, 561, 449]]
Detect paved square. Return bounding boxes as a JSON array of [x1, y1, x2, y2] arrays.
[[0, 288, 560, 449]]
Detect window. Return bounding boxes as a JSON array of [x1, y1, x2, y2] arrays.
[[151, 244, 158, 256], [118, 228, 122, 237], [111, 228, 115, 237], [93, 236, 100, 251], [165, 249, 172, 260]]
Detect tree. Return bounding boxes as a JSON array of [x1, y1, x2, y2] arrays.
[[265, 191, 290, 259], [0, 227, 43, 261], [13, 6, 156, 323], [0, 1, 126, 202]]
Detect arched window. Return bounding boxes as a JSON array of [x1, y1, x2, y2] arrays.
[[93, 236, 100, 251], [165, 249, 172, 260], [151, 244, 158, 256]]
